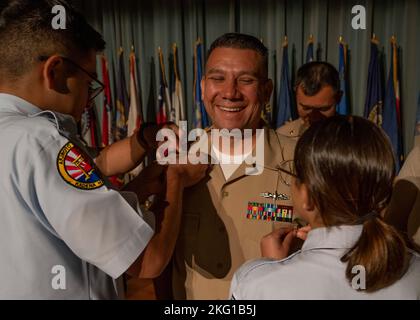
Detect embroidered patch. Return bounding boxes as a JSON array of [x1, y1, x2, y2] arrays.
[[57, 142, 104, 190]]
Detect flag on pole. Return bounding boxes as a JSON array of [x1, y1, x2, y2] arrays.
[[169, 49, 176, 122], [258, 39, 272, 124], [157, 47, 171, 124], [126, 47, 144, 179], [115, 48, 129, 141], [145, 57, 157, 123], [276, 36, 293, 128], [81, 103, 99, 148], [306, 34, 314, 63], [194, 39, 210, 128], [383, 36, 403, 172], [337, 36, 349, 115], [415, 92, 420, 146], [171, 43, 185, 125], [100, 55, 113, 147], [127, 47, 143, 137], [163, 50, 179, 123], [364, 35, 383, 126]]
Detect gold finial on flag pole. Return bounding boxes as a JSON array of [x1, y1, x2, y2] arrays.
[[308, 34, 314, 44], [390, 35, 397, 44], [282, 35, 288, 48], [371, 33, 379, 45]]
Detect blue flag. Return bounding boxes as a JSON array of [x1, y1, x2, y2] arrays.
[[276, 43, 293, 128], [194, 41, 210, 128], [306, 41, 314, 63], [415, 92, 420, 137], [337, 41, 349, 115], [157, 48, 169, 124], [383, 39, 403, 172], [115, 48, 129, 141], [364, 42, 383, 126]]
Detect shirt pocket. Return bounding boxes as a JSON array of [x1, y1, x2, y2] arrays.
[[179, 212, 200, 265]]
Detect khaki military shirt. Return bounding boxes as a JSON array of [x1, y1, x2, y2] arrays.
[[399, 145, 420, 179], [172, 128, 296, 299], [276, 118, 306, 140]]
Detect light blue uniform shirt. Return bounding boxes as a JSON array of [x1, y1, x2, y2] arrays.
[[0, 94, 154, 299], [230, 225, 420, 299]]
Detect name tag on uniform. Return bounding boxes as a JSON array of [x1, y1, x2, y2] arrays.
[[246, 202, 293, 222]]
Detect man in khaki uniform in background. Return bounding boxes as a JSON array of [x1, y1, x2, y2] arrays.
[[171, 33, 296, 300], [277, 62, 342, 140]]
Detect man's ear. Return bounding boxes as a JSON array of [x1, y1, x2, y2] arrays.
[[42, 55, 68, 93]]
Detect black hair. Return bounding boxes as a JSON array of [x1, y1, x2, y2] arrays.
[[0, 0, 105, 78], [208, 32, 268, 76], [295, 61, 340, 96]]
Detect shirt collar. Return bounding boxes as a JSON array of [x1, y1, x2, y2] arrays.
[[301, 225, 363, 251], [0, 93, 78, 133], [0, 93, 42, 115]]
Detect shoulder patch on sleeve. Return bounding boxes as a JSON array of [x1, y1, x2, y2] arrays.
[[56, 142, 104, 190]]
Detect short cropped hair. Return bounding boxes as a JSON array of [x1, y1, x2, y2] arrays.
[[295, 61, 340, 96], [208, 33, 269, 76], [0, 0, 105, 78]]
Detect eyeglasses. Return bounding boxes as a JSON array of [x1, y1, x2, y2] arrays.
[[38, 55, 105, 103]]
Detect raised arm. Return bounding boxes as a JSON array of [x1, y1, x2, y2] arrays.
[[125, 161, 208, 279], [95, 123, 179, 177]]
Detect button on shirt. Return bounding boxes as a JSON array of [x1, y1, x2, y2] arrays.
[[230, 225, 420, 299], [0, 94, 154, 299]]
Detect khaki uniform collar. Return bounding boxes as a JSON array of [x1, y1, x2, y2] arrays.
[[206, 126, 287, 185]]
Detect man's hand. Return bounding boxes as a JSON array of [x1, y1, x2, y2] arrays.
[[123, 163, 167, 203], [167, 161, 209, 188], [138, 122, 181, 152]]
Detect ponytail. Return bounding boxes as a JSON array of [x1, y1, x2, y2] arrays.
[[341, 217, 410, 292]]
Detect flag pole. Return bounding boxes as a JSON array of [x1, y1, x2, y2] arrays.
[[173, 43, 180, 81], [158, 47, 168, 87]]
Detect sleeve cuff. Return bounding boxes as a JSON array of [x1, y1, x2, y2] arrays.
[[100, 222, 154, 279]]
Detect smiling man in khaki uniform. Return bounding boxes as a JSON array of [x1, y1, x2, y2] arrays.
[[171, 33, 297, 300]]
